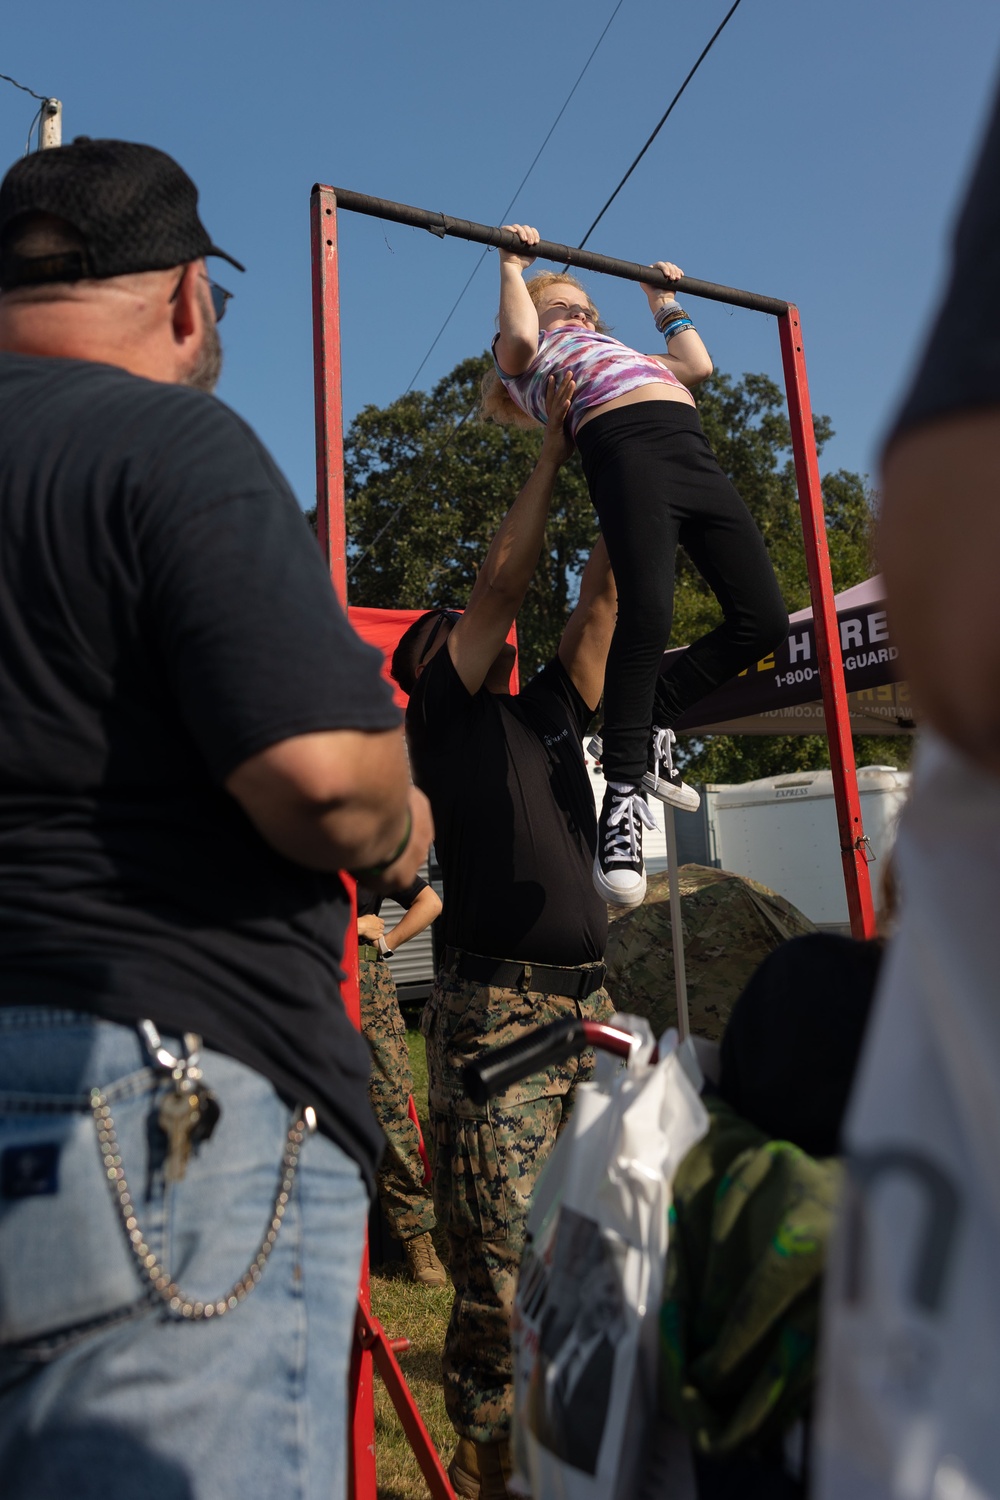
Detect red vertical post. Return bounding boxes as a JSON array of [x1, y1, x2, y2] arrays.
[[778, 307, 876, 938], [311, 185, 349, 599], [310, 184, 378, 1500]]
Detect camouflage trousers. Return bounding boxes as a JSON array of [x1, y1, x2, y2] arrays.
[[421, 958, 614, 1443], [360, 958, 436, 1241]]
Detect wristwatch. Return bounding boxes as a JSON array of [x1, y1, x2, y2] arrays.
[[377, 935, 394, 959]]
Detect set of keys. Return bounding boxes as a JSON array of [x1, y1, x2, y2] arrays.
[[139, 1021, 222, 1184]]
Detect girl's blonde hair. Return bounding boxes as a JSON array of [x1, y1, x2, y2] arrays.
[[479, 271, 607, 427]]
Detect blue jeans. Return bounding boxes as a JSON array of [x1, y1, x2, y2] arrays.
[[0, 1007, 368, 1500]]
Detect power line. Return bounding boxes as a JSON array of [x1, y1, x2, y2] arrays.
[[402, 0, 626, 395], [24, 104, 43, 156], [1, 71, 54, 156], [575, 0, 746, 250], [347, 404, 476, 579], [350, 1, 628, 579], [349, 1, 745, 583], [0, 71, 48, 102]]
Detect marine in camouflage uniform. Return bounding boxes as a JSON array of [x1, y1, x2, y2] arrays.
[[422, 963, 615, 1442], [359, 951, 436, 1241], [355, 877, 443, 1286]]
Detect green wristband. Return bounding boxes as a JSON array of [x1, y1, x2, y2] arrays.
[[351, 810, 413, 881]]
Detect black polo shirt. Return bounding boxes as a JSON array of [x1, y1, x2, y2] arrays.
[[406, 648, 606, 966]]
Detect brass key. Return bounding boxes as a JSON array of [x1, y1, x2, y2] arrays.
[[159, 1085, 201, 1184]]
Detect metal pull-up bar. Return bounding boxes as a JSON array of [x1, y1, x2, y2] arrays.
[[325, 186, 789, 317]]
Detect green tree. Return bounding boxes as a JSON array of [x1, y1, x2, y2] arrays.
[[341, 354, 908, 776]]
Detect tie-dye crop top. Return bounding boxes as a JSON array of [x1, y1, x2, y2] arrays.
[[492, 325, 692, 438]]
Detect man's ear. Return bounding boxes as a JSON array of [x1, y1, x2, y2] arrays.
[[168, 262, 201, 343]]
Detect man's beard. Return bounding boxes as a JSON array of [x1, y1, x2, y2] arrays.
[[183, 285, 223, 392]]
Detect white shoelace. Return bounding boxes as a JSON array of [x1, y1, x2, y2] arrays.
[[602, 789, 656, 865], [651, 725, 677, 780]]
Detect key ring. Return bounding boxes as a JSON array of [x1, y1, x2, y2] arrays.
[[138, 1019, 203, 1084]]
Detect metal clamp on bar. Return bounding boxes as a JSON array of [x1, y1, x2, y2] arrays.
[[463, 1018, 639, 1104]]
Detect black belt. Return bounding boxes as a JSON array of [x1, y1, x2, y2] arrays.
[[444, 947, 606, 1001]]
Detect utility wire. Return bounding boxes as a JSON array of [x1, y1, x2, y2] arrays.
[[24, 104, 43, 156], [1, 71, 53, 156], [351, 1, 627, 578], [575, 0, 745, 249], [0, 71, 48, 102], [347, 404, 477, 578], [349, 0, 744, 582], [402, 0, 627, 395]]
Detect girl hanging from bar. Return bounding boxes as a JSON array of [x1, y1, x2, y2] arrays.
[[482, 225, 788, 907]]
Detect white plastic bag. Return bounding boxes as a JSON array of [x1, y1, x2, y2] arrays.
[[511, 1018, 709, 1500]]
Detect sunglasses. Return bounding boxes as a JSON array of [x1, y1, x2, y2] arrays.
[[417, 610, 461, 667], [169, 268, 233, 322]]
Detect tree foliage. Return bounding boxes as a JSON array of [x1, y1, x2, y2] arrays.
[[342, 353, 907, 778]]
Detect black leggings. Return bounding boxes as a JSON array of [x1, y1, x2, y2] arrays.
[[576, 401, 788, 785]]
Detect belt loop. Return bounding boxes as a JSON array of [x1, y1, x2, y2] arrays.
[[519, 962, 532, 994]]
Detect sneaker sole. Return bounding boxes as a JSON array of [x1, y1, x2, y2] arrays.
[[593, 856, 646, 908], [642, 771, 701, 812]]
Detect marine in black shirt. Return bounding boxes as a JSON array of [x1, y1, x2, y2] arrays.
[[407, 650, 606, 966], [389, 373, 619, 1487]]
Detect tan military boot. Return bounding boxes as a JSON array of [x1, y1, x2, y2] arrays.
[[404, 1230, 447, 1288], [447, 1436, 480, 1498], [474, 1439, 515, 1500]]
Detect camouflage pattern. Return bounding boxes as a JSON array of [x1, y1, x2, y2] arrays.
[[359, 956, 436, 1241], [604, 864, 815, 1042], [421, 961, 615, 1443]]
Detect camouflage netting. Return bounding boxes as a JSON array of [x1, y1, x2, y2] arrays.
[[605, 865, 815, 1043]]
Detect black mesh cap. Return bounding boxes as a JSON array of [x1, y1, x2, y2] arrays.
[[0, 138, 245, 288]]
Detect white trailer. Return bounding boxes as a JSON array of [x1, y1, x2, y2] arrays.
[[586, 754, 908, 930], [699, 765, 908, 930]]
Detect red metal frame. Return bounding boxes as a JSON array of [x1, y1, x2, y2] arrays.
[[778, 310, 876, 937], [311, 185, 455, 1500], [310, 188, 878, 1498], [311, 188, 348, 596]]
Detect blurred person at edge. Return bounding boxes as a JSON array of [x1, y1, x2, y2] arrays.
[[815, 72, 1000, 1500], [0, 138, 430, 1500]]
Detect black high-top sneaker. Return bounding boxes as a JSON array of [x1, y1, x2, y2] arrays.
[[593, 782, 656, 907], [644, 726, 701, 811]]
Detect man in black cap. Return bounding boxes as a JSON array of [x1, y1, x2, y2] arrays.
[[0, 139, 431, 1500]]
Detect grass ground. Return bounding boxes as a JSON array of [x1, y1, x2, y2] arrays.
[[370, 1024, 454, 1500]]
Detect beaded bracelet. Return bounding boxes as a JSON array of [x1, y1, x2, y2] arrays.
[[654, 302, 689, 333], [351, 809, 413, 881]]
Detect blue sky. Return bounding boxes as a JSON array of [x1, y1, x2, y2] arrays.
[[3, 1, 1000, 543]]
